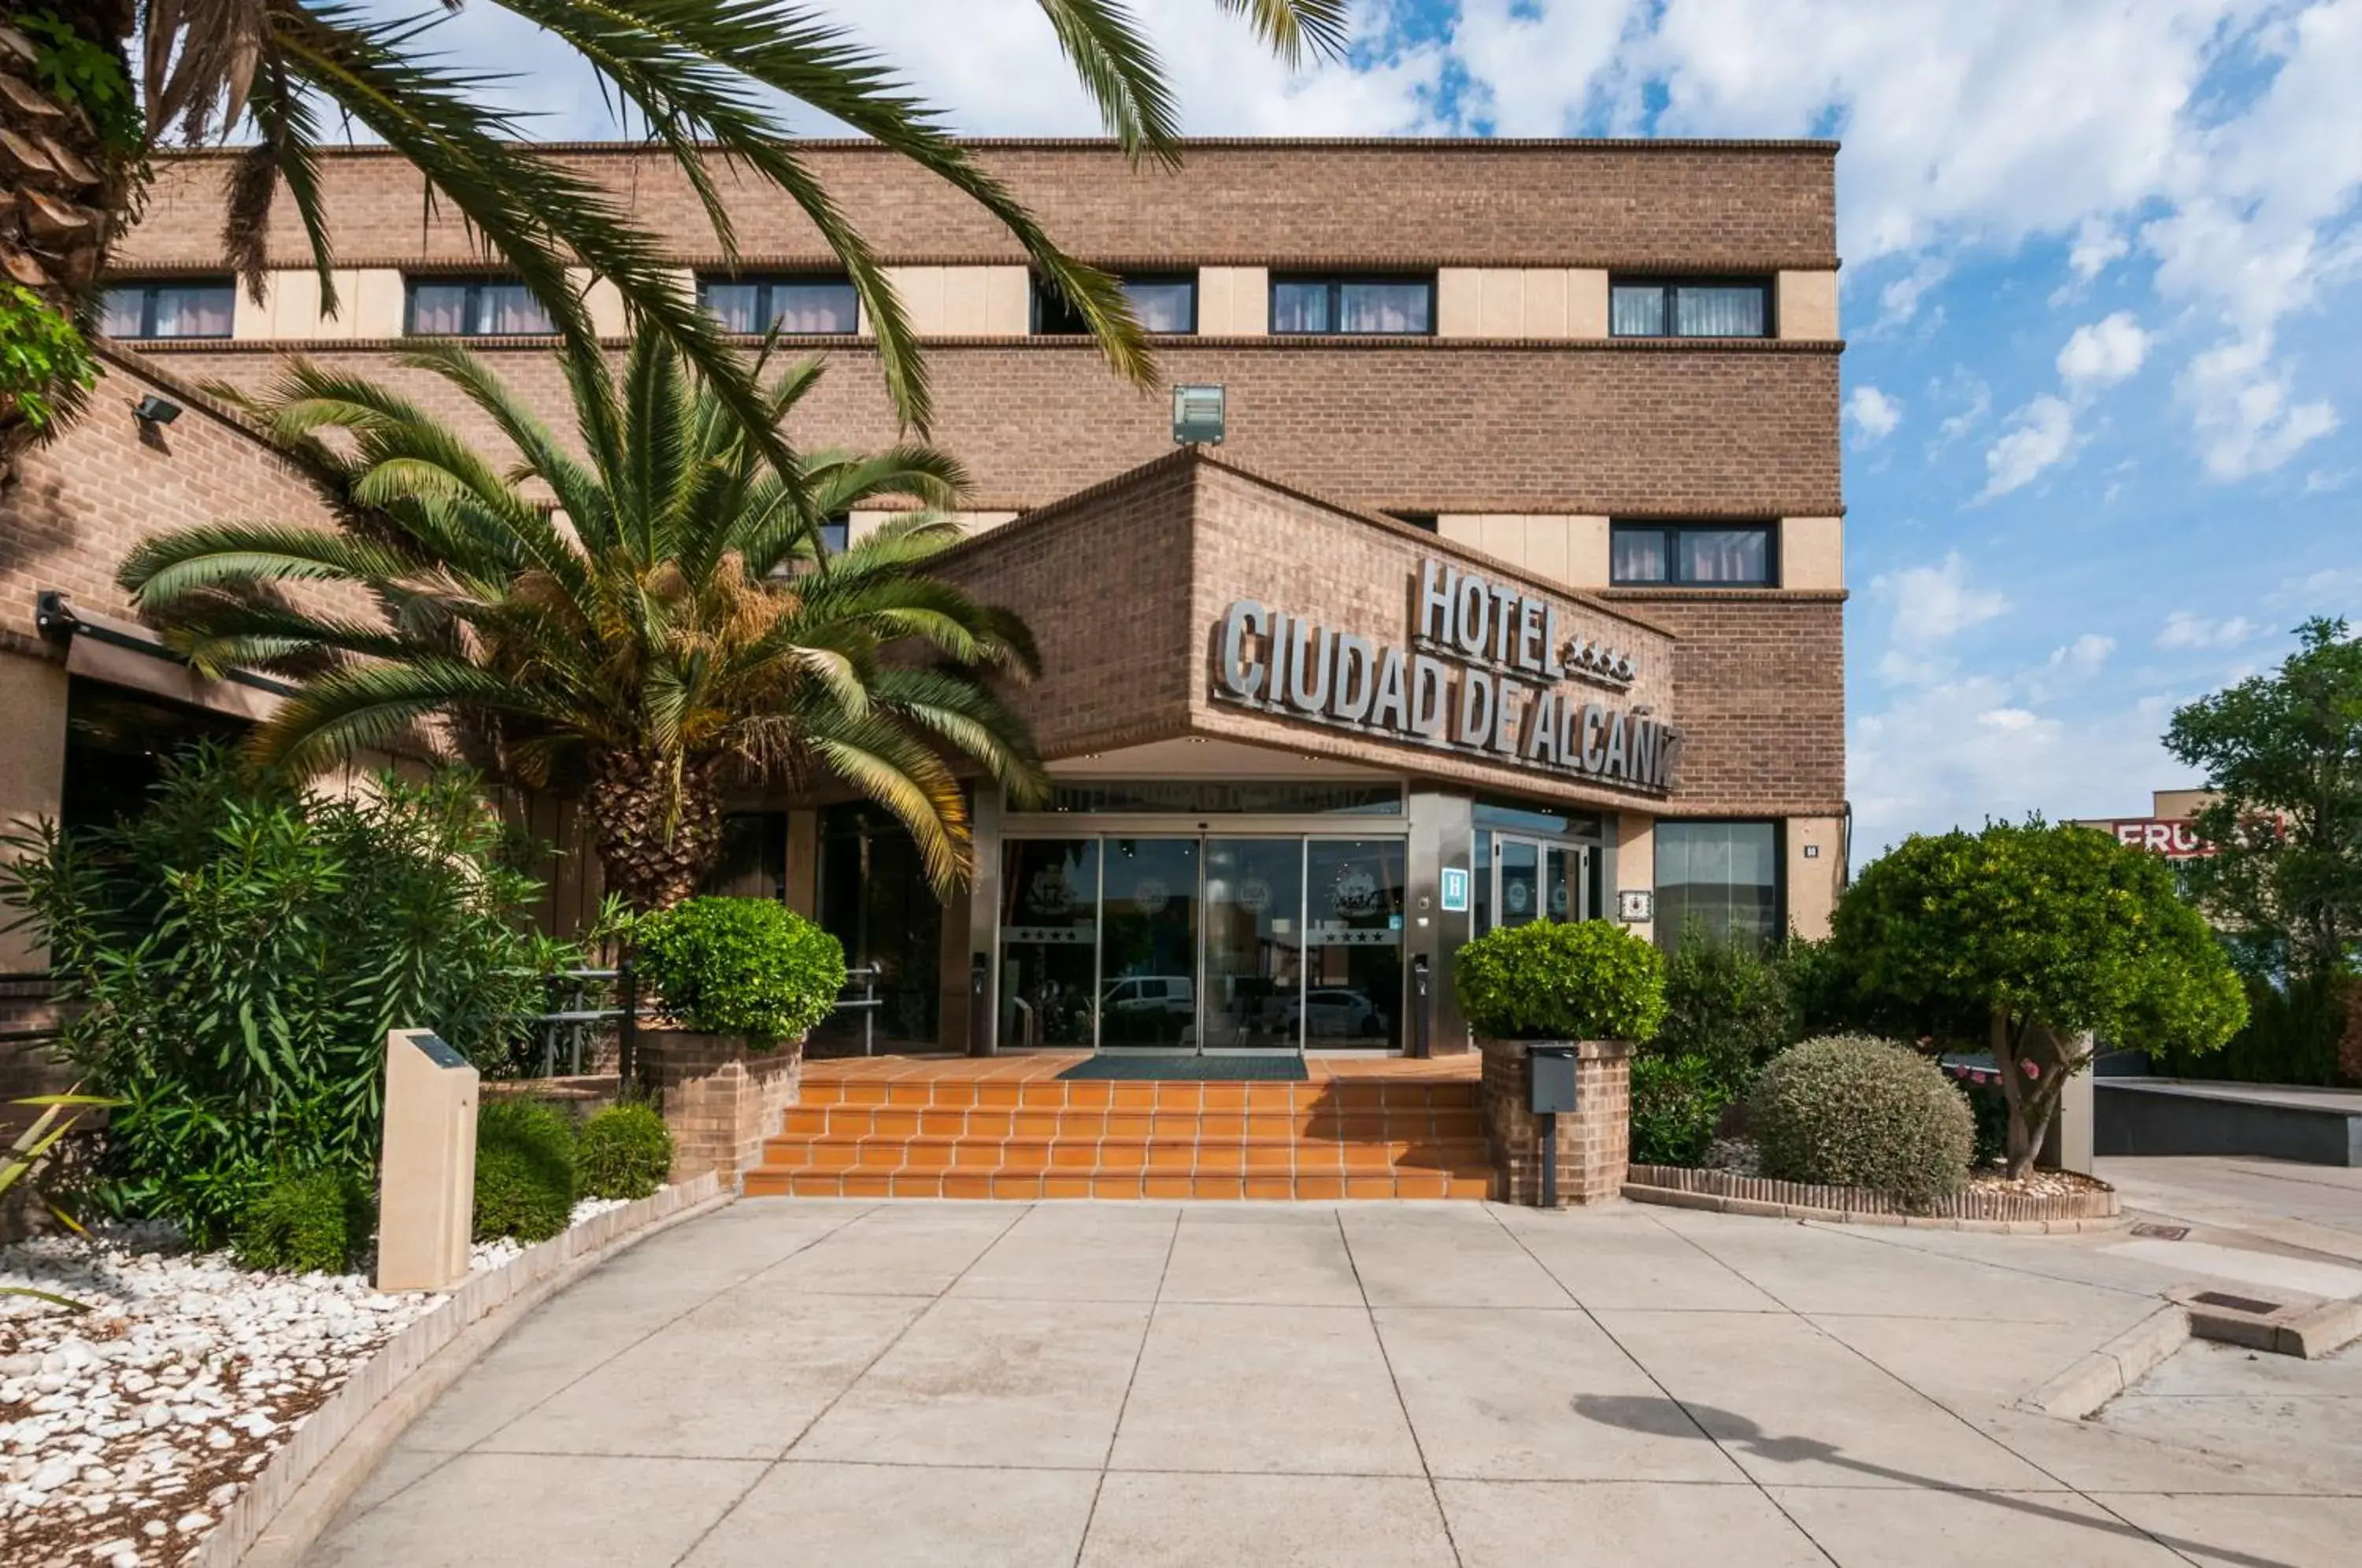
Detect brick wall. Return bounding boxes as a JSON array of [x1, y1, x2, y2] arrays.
[[0, 349, 349, 646], [1479, 1038, 1632, 1206], [122, 140, 1838, 271], [1609, 590, 1847, 816], [143, 338, 1842, 519]]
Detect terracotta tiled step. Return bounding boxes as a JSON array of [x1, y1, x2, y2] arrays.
[[746, 1169, 1497, 1201], [804, 1080, 1479, 1114], [754, 1063, 1494, 1202], [773, 1106, 1486, 1143]]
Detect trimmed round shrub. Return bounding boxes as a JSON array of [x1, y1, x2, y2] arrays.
[[1748, 1034, 1975, 1206], [576, 1103, 676, 1201], [1453, 919, 1667, 1042], [1629, 1054, 1733, 1167], [235, 1167, 375, 1274], [634, 897, 846, 1045], [474, 1099, 579, 1243]]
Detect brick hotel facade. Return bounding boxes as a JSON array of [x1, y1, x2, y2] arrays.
[[0, 138, 1847, 1061]]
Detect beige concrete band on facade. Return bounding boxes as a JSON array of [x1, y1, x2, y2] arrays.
[[1196, 267, 1270, 335], [1777, 269, 1840, 340], [197, 264, 1841, 344]]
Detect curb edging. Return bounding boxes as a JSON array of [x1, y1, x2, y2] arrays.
[[198, 1174, 729, 1568], [2022, 1304, 2190, 1418], [1622, 1178, 2131, 1233]]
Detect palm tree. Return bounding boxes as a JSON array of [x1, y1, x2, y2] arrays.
[[116, 324, 1050, 911], [0, 2, 1350, 469]]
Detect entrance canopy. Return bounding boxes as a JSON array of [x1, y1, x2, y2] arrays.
[[932, 449, 1683, 816]]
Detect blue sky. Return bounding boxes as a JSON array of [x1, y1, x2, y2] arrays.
[[413, 0, 2362, 856]]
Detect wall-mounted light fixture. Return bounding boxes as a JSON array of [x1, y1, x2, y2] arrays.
[[132, 394, 183, 426], [1171, 383, 1224, 446]]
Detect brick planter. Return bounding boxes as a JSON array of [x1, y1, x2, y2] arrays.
[[636, 1030, 803, 1186], [1477, 1037, 1631, 1206]]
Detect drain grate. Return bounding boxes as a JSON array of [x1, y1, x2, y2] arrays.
[[2191, 1289, 2282, 1315], [2130, 1222, 2190, 1241]]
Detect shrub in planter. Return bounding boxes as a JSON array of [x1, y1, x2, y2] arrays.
[[1454, 919, 1667, 1041], [1629, 1054, 1731, 1167], [1653, 920, 1799, 1092], [577, 1103, 676, 1200], [474, 1100, 579, 1243], [633, 897, 846, 1046], [235, 1167, 376, 1275], [1749, 1034, 1975, 1206]]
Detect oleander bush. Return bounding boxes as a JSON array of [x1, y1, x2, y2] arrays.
[[0, 745, 582, 1246], [576, 1103, 676, 1201], [632, 897, 846, 1046], [235, 1167, 376, 1275], [473, 1100, 579, 1243], [1628, 1054, 1732, 1167], [1748, 1034, 1975, 1207], [1453, 920, 1668, 1042]]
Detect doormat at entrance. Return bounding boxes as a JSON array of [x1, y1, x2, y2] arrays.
[[1057, 1055, 1309, 1082]]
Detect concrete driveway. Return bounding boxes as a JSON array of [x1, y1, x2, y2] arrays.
[[309, 1198, 2362, 1567]]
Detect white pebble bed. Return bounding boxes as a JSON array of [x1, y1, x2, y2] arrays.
[[1, 1196, 635, 1566]]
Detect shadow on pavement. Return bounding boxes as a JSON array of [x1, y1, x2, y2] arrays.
[[1571, 1394, 2295, 1568]]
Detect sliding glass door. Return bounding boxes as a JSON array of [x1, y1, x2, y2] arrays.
[[997, 833, 1405, 1053]]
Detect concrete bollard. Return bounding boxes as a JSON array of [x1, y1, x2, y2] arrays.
[[376, 1028, 479, 1292]]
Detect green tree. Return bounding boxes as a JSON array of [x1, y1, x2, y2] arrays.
[[118, 325, 1048, 911], [2164, 616, 2362, 985], [0, 1, 1346, 469], [1828, 819, 2245, 1178]]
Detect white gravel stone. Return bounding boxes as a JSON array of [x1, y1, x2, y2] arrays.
[[2, 1191, 659, 1565]]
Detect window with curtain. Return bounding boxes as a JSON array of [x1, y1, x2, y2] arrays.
[[698, 276, 859, 335], [1609, 278, 1772, 338], [405, 279, 554, 336], [1654, 821, 1783, 949], [1270, 276, 1435, 335], [1034, 275, 1195, 334], [1609, 523, 1775, 586], [98, 280, 235, 339]]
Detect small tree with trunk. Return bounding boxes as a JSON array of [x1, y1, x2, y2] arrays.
[[1828, 819, 2246, 1178]]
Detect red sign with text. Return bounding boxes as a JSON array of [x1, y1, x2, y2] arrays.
[[2092, 819, 2214, 860]]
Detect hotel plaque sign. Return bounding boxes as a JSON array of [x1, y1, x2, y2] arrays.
[[1211, 560, 1680, 796]]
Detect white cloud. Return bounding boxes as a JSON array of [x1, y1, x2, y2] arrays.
[[2048, 634, 2116, 673], [1871, 551, 2008, 660], [1980, 394, 2077, 499], [1849, 676, 2196, 855], [1846, 384, 1903, 446], [2180, 331, 2342, 479], [2157, 612, 2256, 649], [2069, 216, 2131, 280], [2057, 312, 2153, 390]]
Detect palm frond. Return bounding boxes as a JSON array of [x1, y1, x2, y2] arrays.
[[1034, 0, 1180, 165]]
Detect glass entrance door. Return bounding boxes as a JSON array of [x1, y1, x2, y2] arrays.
[[1001, 832, 1410, 1054], [1487, 835, 1590, 932], [1099, 838, 1201, 1048], [1200, 838, 1304, 1051]]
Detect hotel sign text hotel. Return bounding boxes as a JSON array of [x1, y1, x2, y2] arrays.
[[1211, 560, 1680, 796]]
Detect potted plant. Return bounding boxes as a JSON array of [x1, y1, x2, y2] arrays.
[[628, 898, 846, 1182], [1453, 920, 1668, 1205]]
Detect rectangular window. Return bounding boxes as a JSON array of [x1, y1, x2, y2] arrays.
[[1383, 511, 1439, 533], [98, 279, 235, 339], [405, 279, 554, 336], [1610, 523, 1776, 587], [1270, 276, 1435, 335], [1655, 820, 1783, 949], [1609, 278, 1772, 338], [1034, 275, 1195, 335], [699, 275, 859, 335]]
